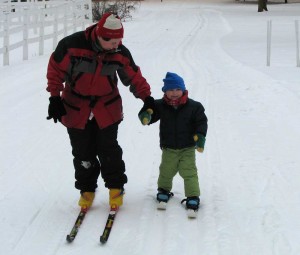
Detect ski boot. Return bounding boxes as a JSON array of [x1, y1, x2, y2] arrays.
[[181, 196, 200, 218], [78, 192, 95, 210], [109, 188, 125, 209], [156, 188, 174, 210]]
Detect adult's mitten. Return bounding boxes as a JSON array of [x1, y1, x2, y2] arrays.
[[193, 133, 206, 153], [46, 96, 66, 123]]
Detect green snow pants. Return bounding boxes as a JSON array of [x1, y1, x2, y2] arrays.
[[158, 147, 200, 197]]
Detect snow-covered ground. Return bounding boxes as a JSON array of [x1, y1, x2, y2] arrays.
[[1, 0, 300, 254]]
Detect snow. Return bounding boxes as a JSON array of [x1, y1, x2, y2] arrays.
[[1, 0, 300, 254]]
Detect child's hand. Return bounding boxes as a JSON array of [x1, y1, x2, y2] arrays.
[[138, 109, 153, 125], [193, 134, 206, 153]]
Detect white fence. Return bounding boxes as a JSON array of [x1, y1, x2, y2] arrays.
[[0, 0, 92, 66], [266, 19, 300, 67]]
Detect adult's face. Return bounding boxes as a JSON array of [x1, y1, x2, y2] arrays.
[[98, 36, 122, 50]]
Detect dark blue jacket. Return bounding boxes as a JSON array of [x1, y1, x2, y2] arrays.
[[150, 98, 208, 149]]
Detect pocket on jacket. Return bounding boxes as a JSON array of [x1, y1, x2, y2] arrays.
[[62, 98, 80, 111], [101, 62, 122, 76], [72, 57, 97, 73], [61, 97, 83, 128], [105, 95, 123, 122]]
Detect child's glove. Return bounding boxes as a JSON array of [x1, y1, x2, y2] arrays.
[[138, 108, 153, 125], [193, 133, 206, 153]]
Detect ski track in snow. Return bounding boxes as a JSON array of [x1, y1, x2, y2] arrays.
[[123, 4, 299, 255], [2, 1, 300, 255], [116, 5, 295, 255]]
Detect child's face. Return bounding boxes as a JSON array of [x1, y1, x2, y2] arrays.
[[165, 88, 183, 100]]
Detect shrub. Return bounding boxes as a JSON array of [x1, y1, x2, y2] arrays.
[[92, 0, 141, 21]]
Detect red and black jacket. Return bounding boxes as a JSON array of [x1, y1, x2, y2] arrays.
[[46, 24, 151, 129]]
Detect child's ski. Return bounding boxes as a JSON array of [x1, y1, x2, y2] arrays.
[[157, 201, 168, 210], [187, 209, 198, 218]]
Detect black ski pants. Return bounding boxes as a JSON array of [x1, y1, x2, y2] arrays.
[[67, 118, 127, 193]]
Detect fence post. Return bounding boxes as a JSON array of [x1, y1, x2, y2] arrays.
[[23, 8, 29, 61], [267, 20, 272, 66], [53, 9, 58, 50], [63, 3, 68, 37], [33, 6, 38, 34], [87, 0, 92, 22], [72, 2, 77, 33], [296, 20, 300, 67], [39, 8, 45, 56], [81, 5, 86, 31], [3, 13, 10, 66]]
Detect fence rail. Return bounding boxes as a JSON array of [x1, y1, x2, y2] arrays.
[[0, 0, 92, 66]]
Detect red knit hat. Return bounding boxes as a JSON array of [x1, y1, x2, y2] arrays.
[[96, 13, 124, 39]]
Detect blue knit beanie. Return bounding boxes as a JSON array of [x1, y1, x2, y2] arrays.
[[162, 72, 186, 92]]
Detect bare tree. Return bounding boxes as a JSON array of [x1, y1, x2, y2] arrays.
[[258, 0, 268, 12], [92, 0, 141, 22]]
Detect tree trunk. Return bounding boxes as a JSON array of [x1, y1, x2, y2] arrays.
[[258, 0, 268, 12]]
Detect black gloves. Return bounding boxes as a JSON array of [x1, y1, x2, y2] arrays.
[[46, 96, 66, 123], [139, 96, 155, 113], [143, 96, 155, 111]]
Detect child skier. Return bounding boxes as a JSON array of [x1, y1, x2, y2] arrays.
[[139, 72, 208, 217]]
